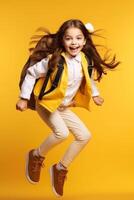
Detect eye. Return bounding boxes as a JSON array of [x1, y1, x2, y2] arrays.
[[65, 37, 71, 41], [77, 37, 82, 40]]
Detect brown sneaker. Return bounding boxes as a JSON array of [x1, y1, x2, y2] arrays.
[[26, 149, 45, 184], [50, 164, 68, 197]]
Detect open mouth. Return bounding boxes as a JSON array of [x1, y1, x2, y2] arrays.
[[69, 47, 79, 51]]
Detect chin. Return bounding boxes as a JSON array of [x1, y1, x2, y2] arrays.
[[69, 52, 79, 57]]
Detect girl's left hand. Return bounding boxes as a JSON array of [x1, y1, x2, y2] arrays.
[[92, 96, 104, 106]]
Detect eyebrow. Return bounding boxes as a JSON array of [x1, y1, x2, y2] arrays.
[[64, 34, 83, 37]]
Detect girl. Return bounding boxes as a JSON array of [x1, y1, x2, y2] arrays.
[[16, 19, 119, 197]]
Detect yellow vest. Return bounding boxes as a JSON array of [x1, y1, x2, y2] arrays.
[[34, 52, 92, 112]]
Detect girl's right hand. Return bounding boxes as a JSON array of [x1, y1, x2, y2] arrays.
[[16, 98, 28, 111]]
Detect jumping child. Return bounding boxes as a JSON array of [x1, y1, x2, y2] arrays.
[[16, 19, 119, 197]]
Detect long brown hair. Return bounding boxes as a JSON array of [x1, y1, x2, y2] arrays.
[[29, 19, 120, 81]]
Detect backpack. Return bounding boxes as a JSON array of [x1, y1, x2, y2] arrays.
[[19, 54, 93, 110]]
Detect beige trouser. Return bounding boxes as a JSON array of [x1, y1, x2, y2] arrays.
[[36, 103, 92, 168]]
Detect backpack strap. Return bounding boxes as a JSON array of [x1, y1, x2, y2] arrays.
[[85, 55, 94, 77], [38, 56, 64, 100], [38, 55, 93, 100]]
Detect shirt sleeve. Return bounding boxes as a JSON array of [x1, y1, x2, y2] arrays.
[[20, 58, 49, 100], [90, 78, 100, 97]]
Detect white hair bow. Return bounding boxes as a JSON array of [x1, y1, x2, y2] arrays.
[[85, 23, 94, 33]]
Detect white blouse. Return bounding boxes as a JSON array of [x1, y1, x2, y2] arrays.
[[20, 53, 100, 106]]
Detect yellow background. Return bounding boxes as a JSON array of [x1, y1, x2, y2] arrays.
[[0, 0, 134, 199]]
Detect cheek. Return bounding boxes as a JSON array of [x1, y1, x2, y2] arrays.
[[79, 42, 85, 48]]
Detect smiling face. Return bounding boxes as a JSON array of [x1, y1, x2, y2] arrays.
[[62, 27, 86, 57]]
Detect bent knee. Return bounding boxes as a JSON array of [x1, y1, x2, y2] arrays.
[[77, 132, 92, 142], [54, 130, 69, 140], [86, 133, 92, 141], [83, 133, 92, 142]]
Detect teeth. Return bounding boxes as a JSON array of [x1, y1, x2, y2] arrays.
[[70, 47, 78, 50]]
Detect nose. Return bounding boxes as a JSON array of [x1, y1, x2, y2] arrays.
[[71, 39, 77, 45]]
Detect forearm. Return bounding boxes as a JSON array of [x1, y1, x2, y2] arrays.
[[90, 78, 100, 97], [20, 74, 36, 100]]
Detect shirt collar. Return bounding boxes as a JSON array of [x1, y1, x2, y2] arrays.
[[65, 52, 81, 63], [74, 53, 81, 63]]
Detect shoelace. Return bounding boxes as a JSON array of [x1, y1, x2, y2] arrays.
[[58, 171, 67, 185], [32, 157, 44, 172]]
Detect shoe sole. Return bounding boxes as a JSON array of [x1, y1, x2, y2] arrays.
[[25, 152, 38, 184], [49, 166, 61, 197]]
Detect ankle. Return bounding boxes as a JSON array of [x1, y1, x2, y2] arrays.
[[56, 162, 67, 171], [33, 149, 45, 158]]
